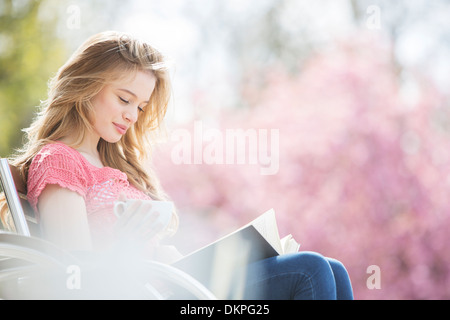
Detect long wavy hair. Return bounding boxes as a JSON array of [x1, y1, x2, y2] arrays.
[[1, 31, 177, 233]]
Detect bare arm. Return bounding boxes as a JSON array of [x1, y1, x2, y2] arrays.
[[37, 185, 180, 259], [38, 184, 92, 252]]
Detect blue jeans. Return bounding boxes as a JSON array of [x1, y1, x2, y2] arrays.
[[243, 251, 354, 300]]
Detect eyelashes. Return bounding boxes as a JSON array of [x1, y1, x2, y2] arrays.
[[119, 96, 129, 104], [119, 96, 144, 113]]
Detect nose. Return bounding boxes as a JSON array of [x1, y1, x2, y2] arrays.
[[123, 107, 138, 124]]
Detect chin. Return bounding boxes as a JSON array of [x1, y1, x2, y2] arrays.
[[102, 135, 122, 144]]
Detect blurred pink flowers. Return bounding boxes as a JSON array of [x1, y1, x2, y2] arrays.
[[153, 32, 450, 299]]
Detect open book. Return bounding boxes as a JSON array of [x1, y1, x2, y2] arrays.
[[250, 209, 300, 255], [172, 209, 300, 299]]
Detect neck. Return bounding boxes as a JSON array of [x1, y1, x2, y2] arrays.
[[60, 134, 103, 167], [77, 140, 100, 158]]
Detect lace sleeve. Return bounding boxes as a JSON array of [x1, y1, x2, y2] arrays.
[[27, 143, 88, 214]]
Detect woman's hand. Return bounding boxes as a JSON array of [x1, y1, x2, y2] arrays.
[[113, 197, 167, 245]]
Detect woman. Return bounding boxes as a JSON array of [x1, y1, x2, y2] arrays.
[[6, 31, 175, 254], [2, 31, 353, 299]]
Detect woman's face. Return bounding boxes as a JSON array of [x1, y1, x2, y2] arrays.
[[90, 70, 156, 143]]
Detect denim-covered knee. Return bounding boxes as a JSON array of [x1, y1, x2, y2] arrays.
[[243, 251, 339, 299], [326, 258, 347, 275], [281, 252, 336, 299], [325, 257, 354, 300], [288, 251, 334, 276]]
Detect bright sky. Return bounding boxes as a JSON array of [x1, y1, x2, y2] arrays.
[[52, 0, 449, 124]]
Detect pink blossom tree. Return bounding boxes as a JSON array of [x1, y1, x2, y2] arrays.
[[153, 32, 450, 299]]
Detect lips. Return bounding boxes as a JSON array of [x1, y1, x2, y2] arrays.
[[113, 123, 128, 135]]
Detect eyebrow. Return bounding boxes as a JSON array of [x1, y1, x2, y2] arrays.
[[117, 88, 149, 104]]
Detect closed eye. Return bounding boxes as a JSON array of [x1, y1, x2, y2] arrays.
[[119, 96, 144, 113], [119, 96, 129, 104]]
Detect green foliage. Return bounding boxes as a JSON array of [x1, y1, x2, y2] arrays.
[[0, 0, 67, 157]]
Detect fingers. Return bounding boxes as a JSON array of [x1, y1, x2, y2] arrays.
[[115, 200, 144, 230], [138, 211, 165, 243], [114, 200, 166, 243]]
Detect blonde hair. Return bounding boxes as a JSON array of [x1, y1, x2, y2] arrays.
[[2, 31, 177, 234]]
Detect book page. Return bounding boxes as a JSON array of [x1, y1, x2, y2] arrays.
[[280, 234, 301, 254], [249, 209, 283, 254], [173, 209, 285, 265], [172, 208, 290, 297]]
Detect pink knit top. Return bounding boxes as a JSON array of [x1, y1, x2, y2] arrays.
[[27, 141, 152, 250]]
